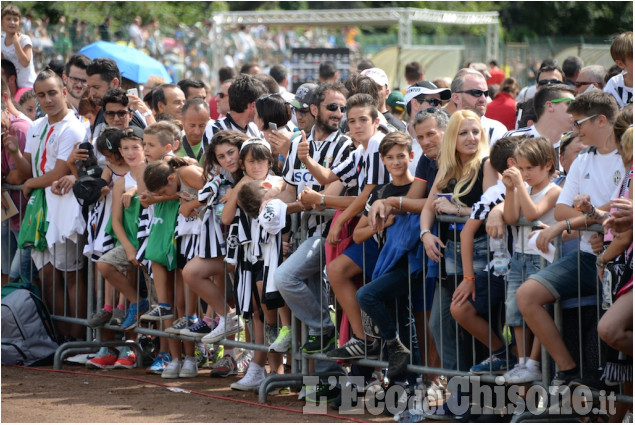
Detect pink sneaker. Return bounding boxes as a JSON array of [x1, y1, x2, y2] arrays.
[[114, 350, 137, 369]]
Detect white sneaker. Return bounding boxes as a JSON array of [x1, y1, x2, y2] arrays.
[[504, 363, 542, 384], [65, 353, 95, 364], [230, 363, 266, 392], [179, 356, 199, 378], [161, 358, 182, 379], [201, 312, 245, 344]]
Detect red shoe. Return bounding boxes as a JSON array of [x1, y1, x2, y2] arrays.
[[114, 350, 137, 369], [86, 349, 118, 369]]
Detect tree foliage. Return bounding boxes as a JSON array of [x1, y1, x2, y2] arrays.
[[10, 1, 633, 42]]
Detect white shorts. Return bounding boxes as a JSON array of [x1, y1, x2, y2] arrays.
[[31, 236, 86, 272]]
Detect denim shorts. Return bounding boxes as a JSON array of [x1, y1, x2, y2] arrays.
[[529, 250, 597, 301], [443, 234, 489, 277], [506, 252, 544, 326]]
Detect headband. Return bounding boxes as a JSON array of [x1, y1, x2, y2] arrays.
[[240, 138, 271, 153]]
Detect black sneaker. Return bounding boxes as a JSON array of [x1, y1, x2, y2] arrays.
[[180, 320, 213, 338], [326, 336, 380, 360], [302, 330, 335, 354], [305, 382, 341, 404], [569, 371, 621, 393], [386, 339, 410, 380]]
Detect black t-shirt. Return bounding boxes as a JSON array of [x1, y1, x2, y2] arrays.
[[414, 155, 438, 198], [364, 181, 412, 216]]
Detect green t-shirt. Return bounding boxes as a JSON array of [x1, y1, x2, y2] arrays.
[[176, 137, 204, 166]]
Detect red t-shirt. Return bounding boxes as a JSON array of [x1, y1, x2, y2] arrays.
[[485, 92, 517, 131]]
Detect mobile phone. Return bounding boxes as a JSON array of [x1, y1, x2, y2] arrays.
[[127, 88, 139, 97], [268, 122, 278, 131]]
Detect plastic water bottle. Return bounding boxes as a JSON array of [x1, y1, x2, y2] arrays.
[[214, 185, 227, 220], [394, 408, 424, 423], [492, 237, 509, 276]]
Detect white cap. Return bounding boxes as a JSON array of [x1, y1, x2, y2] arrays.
[[361, 67, 389, 87]]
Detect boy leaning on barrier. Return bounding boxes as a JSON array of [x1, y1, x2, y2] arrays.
[[516, 90, 625, 388]]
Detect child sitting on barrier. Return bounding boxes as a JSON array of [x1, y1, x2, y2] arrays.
[[516, 90, 626, 388], [297, 93, 389, 360], [449, 136, 522, 376], [181, 130, 249, 378], [83, 129, 129, 330], [94, 126, 148, 368], [500, 137, 561, 383]]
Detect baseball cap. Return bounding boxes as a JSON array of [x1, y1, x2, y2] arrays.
[[404, 81, 452, 106], [121, 126, 145, 141], [290, 83, 318, 109], [361, 67, 389, 87], [386, 91, 405, 113]]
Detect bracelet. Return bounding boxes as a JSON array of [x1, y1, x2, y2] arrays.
[[464, 276, 475, 281], [319, 194, 326, 207], [457, 204, 461, 216], [565, 218, 571, 234], [142, 110, 152, 117], [398, 196, 403, 211], [585, 204, 596, 217], [9, 147, 18, 154]]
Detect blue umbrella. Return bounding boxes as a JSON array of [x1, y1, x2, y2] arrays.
[[78, 41, 172, 84]]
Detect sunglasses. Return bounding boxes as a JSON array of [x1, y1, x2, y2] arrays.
[[216, 92, 227, 99], [292, 106, 310, 115], [573, 114, 598, 129], [574, 81, 596, 88], [456, 89, 489, 98], [537, 79, 562, 86], [67, 76, 88, 86], [104, 109, 130, 118], [414, 98, 442, 107], [546, 97, 573, 106], [323, 103, 347, 113]]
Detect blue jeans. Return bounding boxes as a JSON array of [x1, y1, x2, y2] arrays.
[[356, 265, 421, 385], [1, 220, 16, 274], [9, 229, 34, 280], [274, 235, 342, 375]]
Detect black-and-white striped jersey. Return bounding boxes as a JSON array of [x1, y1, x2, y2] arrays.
[[282, 128, 352, 236], [202, 112, 260, 147], [332, 133, 389, 195]]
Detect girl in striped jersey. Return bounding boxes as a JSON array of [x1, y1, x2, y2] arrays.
[[181, 130, 250, 376], [220, 138, 290, 391]]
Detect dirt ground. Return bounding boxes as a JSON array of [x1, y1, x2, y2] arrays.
[[1, 363, 396, 423]]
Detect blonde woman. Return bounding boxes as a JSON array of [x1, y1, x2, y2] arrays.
[[419, 109, 499, 371]]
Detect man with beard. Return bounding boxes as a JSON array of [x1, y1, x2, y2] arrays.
[[275, 82, 353, 403], [63, 54, 91, 115]]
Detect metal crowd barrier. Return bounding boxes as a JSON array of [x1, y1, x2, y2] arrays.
[[2, 181, 632, 419]]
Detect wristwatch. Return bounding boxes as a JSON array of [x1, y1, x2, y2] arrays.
[[319, 194, 326, 207], [420, 229, 431, 241]]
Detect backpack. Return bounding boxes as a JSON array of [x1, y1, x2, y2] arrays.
[[1, 283, 59, 366]]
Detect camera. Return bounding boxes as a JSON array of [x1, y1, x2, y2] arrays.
[[77, 142, 102, 178]]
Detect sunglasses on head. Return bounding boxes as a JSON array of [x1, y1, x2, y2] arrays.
[[574, 81, 596, 88], [546, 97, 573, 106], [323, 103, 347, 113], [537, 79, 562, 86], [414, 97, 442, 107], [415, 108, 442, 119], [292, 106, 310, 115], [456, 89, 489, 98], [104, 109, 130, 118]]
